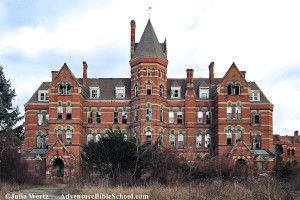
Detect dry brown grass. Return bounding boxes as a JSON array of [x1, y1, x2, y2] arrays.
[[0, 182, 33, 200], [63, 177, 294, 200]]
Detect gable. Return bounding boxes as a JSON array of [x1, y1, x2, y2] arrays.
[[52, 63, 80, 88], [221, 62, 249, 87]]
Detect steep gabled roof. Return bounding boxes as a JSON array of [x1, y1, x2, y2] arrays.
[[223, 62, 249, 86], [132, 20, 166, 60]]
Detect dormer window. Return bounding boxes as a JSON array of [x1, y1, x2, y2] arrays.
[[171, 87, 180, 98], [38, 90, 49, 101], [90, 87, 100, 98], [116, 87, 125, 98], [200, 88, 209, 98], [250, 91, 260, 101]]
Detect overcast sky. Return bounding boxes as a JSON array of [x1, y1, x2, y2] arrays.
[[1, 0, 299, 135]]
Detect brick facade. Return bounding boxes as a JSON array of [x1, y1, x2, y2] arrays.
[[21, 19, 275, 179]]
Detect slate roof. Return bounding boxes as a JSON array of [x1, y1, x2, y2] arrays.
[[249, 82, 271, 104], [26, 82, 50, 104], [22, 148, 48, 158], [132, 20, 166, 60], [251, 149, 275, 159]]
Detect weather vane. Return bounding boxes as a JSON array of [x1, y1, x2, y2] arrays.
[[148, 7, 152, 19]]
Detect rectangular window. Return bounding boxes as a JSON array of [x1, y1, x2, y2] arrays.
[[114, 111, 119, 123], [206, 111, 211, 124], [236, 130, 242, 142], [66, 130, 72, 145], [96, 112, 101, 123], [196, 134, 202, 148], [250, 115, 252, 126], [146, 84, 152, 95], [227, 107, 232, 119], [236, 107, 241, 120], [66, 106, 72, 120], [198, 112, 203, 124], [292, 149, 295, 156], [205, 134, 210, 148], [171, 89, 180, 98], [57, 107, 63, 120], [257, 162, 263, 172], [38, 114, 43, 125], [90, 88, 99, 98], [250, 91, 260, 101], [122, 112, 127, 124], [255, 115, 260, 126], [169, 112, 174, 124], [116, 88, 125, 98], [88, 112, 93, 124], [39, 90, 49, 101], [288, 148, 290, 156], [227, 130, 232, 145], [146, 108, 152, 121], [160, 109, 163, 122], [200, 88, 209, 98], [135, 110, 138, 122], [177, 112, 183, 124], [45, 114, 49, 126]]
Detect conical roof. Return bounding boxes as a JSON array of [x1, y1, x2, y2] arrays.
[[132, 20, 166, 60]]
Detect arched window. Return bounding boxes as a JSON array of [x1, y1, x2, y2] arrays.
[[147, 68, 151, 76], [135, 85, 139, 97], [236, 107, 241, 120], [196, 134, 202, 148], [227, 84, 232, 95], [146, 83, 152, 95], [227, 130, 232, 144], [158, 133, 163, 145], [146, 131, 152, 145], [236, 130, 241, 142], [96, 134, 101, 142], [59, 85, 65, 95], [178, 134, 184, 148], [66, 130, 72, 145], [169, 134, 175, 148], [57, 130, 63, 142], [159, 85, 164, 97], [37, 136, 42, 148], [255, 135, 261, 149], [205, 134, 210, 147], [87, 134, 93, 142], [66, 85, 71, 95], [234, 84, 240, 95]]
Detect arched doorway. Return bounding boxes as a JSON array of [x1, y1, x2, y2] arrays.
[[53, 158, 64, 177], [235, 158, 248, 176]]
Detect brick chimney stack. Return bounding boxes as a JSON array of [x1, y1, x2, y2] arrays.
[[83, 61, 88, 86], [51, 71, 59, 81], [186, 69, 194, 88], [209, 62, 214, 85], [241, 71, 246, 79], [130, 20, 136, 59]]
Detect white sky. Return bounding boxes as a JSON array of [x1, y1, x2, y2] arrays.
[[0, 0, 300, 135]]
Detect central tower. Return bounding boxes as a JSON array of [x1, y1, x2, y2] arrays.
[[129, 19, 168, 145]]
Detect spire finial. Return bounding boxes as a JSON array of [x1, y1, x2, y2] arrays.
[[147, 7, 152, 19]]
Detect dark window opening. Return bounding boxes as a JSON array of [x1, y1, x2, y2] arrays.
[[255, 115, 260, 126], [227, 84, 232, 95], [255, 135, 261, 149], [160, 109, 163, 122], [234, 85, 240, 95], [114, 111, 119, 123], [146, 84, 152, 95], [292, 149, 295, 156], [146, 108, 152, 121], [288, 149, 291, 156], [122, 112, 127, 124], [160, 85, 164, 97], [250, 115, 252, 126], [96, 112, 101, 123], [177, 112, 183, 124], [88, 112, 93, 124], [227, 130, 232, 145], [66, 107, 72, 120], [206, 112, 211, 124]]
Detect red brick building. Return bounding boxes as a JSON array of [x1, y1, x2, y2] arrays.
[[21, 19, 275, 179], [274, 131, 300, 165]]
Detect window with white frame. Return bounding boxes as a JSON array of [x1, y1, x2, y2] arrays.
[[115, 87, 125, 98], [250, 91, 260, 101], [114, 111, 119, 123], [57, 107, 63, 120], [205, 134, 210, 148], [66, 106, 72, 120], [171, 87, 180, 98], [227, 130, 232, 144], [236, 130, 242, 142], [96, 112, 101, 123], [200, 88, 209, 98], [90, 87, 100, 98], [38, 114, 43, 125], [177, 112, 183, 124], [57, 130, 63, 142], [122, 112, 127, 124], [37, 136, 42, 148], [87, 134, 93, 142], [38, 90, 49, 101], [236, 107, 241, 120], [146, 131, 152, 145], [146, 108, 152, 121], [160, 109, 163, 122], [178, 134, 184, 148], [169, 112, 174, 123], [66, 130, 72, 145], [96, 134, 101, 142], [227, 107, 232, 119], [196, 134, 202, 148], [169, 134, 175, 148], [198, 111, 203, 124]]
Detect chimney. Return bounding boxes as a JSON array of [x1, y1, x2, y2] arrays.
[[186, 69, 194, 88], [241, 71, 246, 79], [130, 20, 136, 59], [51, 71, 59, 81], [295, 130, 299, 137], [83, 61, 88, 86], [209, 62, 214, 85]]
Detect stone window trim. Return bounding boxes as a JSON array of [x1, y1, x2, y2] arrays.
[[225, 81, 242, 96]]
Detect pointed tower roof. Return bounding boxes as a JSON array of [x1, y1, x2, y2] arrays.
[[132, 20, 166, 60]]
